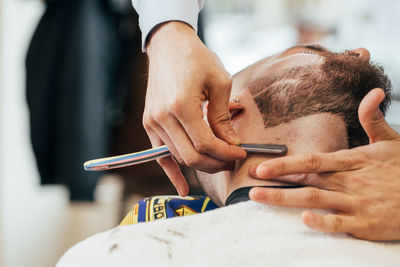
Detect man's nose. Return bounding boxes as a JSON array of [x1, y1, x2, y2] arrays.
[[350, 48, 370, 62]]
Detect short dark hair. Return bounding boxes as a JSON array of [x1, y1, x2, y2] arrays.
[[250, 50, 392, 148]]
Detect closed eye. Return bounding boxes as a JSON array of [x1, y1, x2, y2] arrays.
[[299, 50, 316, 55]]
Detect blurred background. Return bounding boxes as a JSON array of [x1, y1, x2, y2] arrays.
[[0, 0, 399, 266]]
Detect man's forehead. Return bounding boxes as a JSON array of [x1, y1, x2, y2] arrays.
[[233, 48, 326, 96], [285, 44, 328, 54], [233, 43, 328, 79]]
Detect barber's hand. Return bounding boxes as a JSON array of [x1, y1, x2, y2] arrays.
[[144, 22, 246, 196], [249, 88, 400, 241]]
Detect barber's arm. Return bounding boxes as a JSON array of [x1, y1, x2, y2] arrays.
[[132, 0, 205, 52], [249, 88, 400, 241], [132, 0, 246, 196]]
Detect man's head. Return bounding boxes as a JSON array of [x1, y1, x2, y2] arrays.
[[196, 45, 391, 206]]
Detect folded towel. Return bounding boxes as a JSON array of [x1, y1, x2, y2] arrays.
[[57, 201, 400, 267]]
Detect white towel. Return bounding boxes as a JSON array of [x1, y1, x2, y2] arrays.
[[57, 201, 400, 267]]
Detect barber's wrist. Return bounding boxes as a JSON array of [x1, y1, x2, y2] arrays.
[[147, 21, 198, 56]]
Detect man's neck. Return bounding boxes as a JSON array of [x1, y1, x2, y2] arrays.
[[225, 171, 296, 204], [225, 185, 302, 206]]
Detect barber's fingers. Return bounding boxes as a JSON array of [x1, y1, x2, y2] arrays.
[[144, 125, 189, 196], [250, 187, 371, 238], [173, 100, 246, 162], [148, 105, 236, 172], [302, 211, 361, 235], [207, 70, 241, 145], [159, 115, 235, 172], [250, 149, 369, 179], [358, 88, 399, 143], [250, 171, 332, 188], [249, 187, 353, 212], [156, 156, 189, 196]]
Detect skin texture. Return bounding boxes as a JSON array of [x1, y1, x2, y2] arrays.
[[144, 21, 400, 240], [197, 112, 349, 206], [198, 46, 400, 241], [249, 88, 400, 241], [196, 45, 354, 206], [145, 22, 246, 196]]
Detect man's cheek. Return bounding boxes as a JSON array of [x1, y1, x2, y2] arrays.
[[231, 116, 257, 142]]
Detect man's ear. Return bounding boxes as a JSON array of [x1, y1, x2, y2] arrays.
[[229, 101, 244, 119], [351, 48, 370, 62]]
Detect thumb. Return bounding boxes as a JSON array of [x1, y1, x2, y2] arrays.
[[358, 88, 398, 143], [207, 73, 241, 145]]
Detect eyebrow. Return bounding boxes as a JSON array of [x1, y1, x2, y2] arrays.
[[286, 44, 328, 53]]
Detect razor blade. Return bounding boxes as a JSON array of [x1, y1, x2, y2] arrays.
[[83, 143, 287, 171]]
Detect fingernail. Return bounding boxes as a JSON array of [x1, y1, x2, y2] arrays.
[[249, 165, 258, 177], [307, 213, 315, 224], [177, 187, 184, 196], [227, 130, 241, 145], [257, 165, 271, 177], [250, 188, 266, 200], [303, 211, 317, 227]]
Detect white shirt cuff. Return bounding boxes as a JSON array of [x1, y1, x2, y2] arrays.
[[132, 0, 204, 52]]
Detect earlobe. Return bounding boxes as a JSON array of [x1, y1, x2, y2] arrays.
[[351, 48, 370, 62]]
